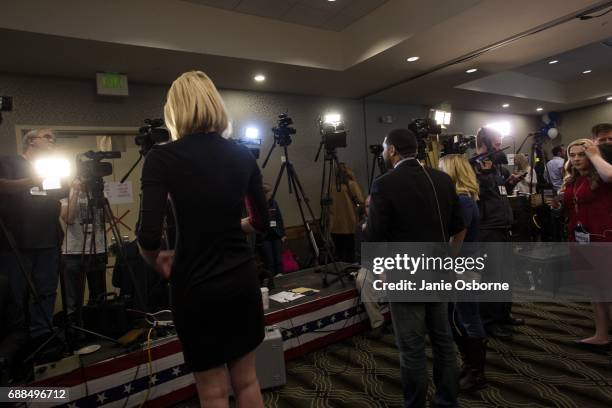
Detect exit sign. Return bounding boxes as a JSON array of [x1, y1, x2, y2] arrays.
[[96, 73, 129, 96]]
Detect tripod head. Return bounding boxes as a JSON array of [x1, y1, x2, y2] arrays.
[[76, 150, 120, 208], [262, 113, 297, 168]]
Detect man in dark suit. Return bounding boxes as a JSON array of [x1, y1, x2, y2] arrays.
[[367, 129, 465, 408]]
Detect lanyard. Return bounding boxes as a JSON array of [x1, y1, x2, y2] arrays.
[[573, 177, 588, 214]]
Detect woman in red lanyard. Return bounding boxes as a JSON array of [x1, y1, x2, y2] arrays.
[[551, 138, 612, 348]]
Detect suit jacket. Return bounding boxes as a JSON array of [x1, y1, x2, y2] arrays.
[[366, 159, 464, 242]]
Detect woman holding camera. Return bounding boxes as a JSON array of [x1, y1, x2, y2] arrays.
[[550, 138, 612, 348], [138, 71, 269, 407], [439, 154, 488, 391]]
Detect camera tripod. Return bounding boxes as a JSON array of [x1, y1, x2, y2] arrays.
[[516, 134, 562, 242], [263, 140, 322, 270], [315, 147, 358, 287], [55, 176, 144, 352]]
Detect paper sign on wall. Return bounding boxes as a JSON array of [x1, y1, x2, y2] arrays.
[[507, 154, 515, 166], [104, 181, 134, 204]]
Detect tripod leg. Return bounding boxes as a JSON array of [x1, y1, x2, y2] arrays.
[[271, 162, 287, 202], [287, 162, 317, 222], [103, 200, 146, 310]]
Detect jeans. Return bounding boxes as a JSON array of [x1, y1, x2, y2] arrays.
[[478, 228, 512, 327], [390, 302, 458, 408], [62, 254, 107, 315], [0, 248, 60, 338], [453, 302, 486, 339]]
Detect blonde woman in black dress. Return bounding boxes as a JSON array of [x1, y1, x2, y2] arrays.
[[138, 71, 269, 408]]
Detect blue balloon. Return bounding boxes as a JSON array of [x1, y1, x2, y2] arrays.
[[548, 111, 560, 124]]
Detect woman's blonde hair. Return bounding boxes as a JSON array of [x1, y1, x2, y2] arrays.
[[562, 138, 601, 191], [164, 71, 229, 140], [513, 153, 529, 172], [438, 154, 480, 200]]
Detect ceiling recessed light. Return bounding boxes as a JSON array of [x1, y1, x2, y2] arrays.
[[607, 96, 612, 101], [502, 103, 510, 108], [254, 74, 265, 82], [406, 56, 419, 62], [465, 68, 478, 73], [536, 107, 544, 112], [582, 69, 592, 74], [548, 60, 559, 64]]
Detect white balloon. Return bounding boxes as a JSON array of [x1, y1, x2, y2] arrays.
[[547, 127, 559, 139], [541, 114, 550, 124]]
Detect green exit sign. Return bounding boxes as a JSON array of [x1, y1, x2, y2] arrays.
[[96, 73, 129, 96]]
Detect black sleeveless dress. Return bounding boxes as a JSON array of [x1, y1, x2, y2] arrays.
[[138, 132, 269, 371]]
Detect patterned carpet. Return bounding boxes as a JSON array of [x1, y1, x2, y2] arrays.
[[260, 301, 612, 408], [177, 301, 612, 407]]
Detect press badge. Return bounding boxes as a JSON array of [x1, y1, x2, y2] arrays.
[[270, 220, 277, 227], [574, 224, 590, 244], [498, 186, 508, 196]]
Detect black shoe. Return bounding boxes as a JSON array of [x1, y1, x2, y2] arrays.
[[459, 337, 488, 392], [501, 316, 525, 326], [573, 340, 610, 352], [486, 324, 512, 339]]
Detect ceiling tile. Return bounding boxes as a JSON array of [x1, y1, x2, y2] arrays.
[[297, 0, 352, 12], [180, 0, 242, 10], [342, 0, 387, 19], [282, 3, 335, 29], [320, 11, 360, 31], [235, 0, 298, 19]]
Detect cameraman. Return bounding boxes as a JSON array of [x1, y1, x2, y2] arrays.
[[472, 127, 522, 339], [60, 177, 107, 316], [0, 129, 63, 342], [330, 163, 365, 263]]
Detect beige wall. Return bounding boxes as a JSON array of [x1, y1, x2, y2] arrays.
[[558, 103, 612, 144]]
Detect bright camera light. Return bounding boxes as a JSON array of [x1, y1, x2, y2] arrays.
[[548, 60, 558, 64], [536, 107, 544, 112], [607, 96, 612, 101], [34, 157, 71, 190], [434, 110, 452, 126], [35, 157, 71, 179], [502, 103, 510, 108], [465, 68, 478, 73], [323, 113, 341, 124], [485, 121, 511, 138], [582, 69, 592, 74], [254, 74, 265, 82], [245, 127, 260, 140], [406, 56, 419, 62]]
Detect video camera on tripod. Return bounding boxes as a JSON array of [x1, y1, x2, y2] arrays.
[[76, 150, 121, 201], [408, 118, 442, 161], [271, 113, 296, 147], [440, 134, 476, 156], [135, 118, 170, 155]]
